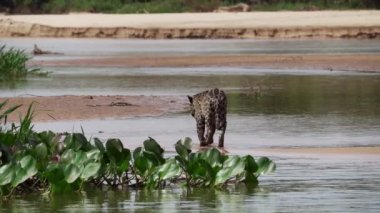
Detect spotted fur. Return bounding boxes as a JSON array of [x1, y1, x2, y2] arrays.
[[188, 88, 227, 147]]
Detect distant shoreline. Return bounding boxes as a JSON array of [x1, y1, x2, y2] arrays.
[[1, 11, 379, 39]]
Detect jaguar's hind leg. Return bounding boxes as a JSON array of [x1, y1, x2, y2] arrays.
[[205, 114, 216, 145], [197, 118, 207, 146], [218, 122, 226, 148]]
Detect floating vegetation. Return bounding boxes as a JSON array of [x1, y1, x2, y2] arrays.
[[0, 101, 275, 196]]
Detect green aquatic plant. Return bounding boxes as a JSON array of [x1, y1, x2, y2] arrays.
[[0, 45, 45, 81], [0, 103, 275, 196]]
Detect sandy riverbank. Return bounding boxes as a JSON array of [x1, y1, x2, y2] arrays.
[[1, 11, 379, 39], [0, 95, 187, 122]]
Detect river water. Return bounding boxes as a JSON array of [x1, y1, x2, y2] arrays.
[[1, 38, 380, 212]]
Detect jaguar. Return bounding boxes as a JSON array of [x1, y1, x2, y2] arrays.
[[188, 88, 227, 147]]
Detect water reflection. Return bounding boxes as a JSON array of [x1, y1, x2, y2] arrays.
[[1, 67, 380, 100], [0, 185, 270, 212], [2, 155, 380, 213], [228, 75, 380, 116]]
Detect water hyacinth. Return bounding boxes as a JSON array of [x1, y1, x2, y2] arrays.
[[0, 101, 276, 196]]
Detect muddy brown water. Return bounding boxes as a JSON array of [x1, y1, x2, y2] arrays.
[[1, 39, 380, 212]]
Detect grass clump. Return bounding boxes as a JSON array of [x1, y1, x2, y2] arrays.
[[0, 45, 44, 81]]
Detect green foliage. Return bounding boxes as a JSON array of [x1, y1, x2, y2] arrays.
[[117, 0, 189, 13], [4, 0, 378, 14], [174, 138, 275, 188], [0, 103, 276, 197], [0, 45, 44, 81], [252, 0, 379, 11]]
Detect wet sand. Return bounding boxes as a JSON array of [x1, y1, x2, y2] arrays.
[[254, 147, 380, 156], [1, 11, 379, 39], [32, 54, 380, 72], [0, 95, 187, 122]]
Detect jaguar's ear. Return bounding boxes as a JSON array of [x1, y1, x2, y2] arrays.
[[187, 95, 193, 104]]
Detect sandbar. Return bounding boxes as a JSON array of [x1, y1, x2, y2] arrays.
[[1, 11, 379, 39]]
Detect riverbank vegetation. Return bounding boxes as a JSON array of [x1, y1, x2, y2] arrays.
[[1, 0, 378, 14], [0, 101, 275, 197], [0, 45, 44, 81]]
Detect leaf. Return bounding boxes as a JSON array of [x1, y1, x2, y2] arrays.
[[200, 148, 224, 168], [175, 142, 189, 159], [64, 164, 81, 183], [255, 157, 276, 176], [106, 138, 123, 153], [116, 149, 131, 173], [38, 131, 57, 148], [81, 162, 101, 180], [106, 139, 124, 163], [158, 159, 181, 180], [65, 133, 90, 151], [34, 143, 48, 159], [94, 138, 105, 153], [0, 102, 22, 121], [11, 167, 27, 187], [0, 164, 16, 186], [176, 137, 192, 151], [133, 147, 143, 161], [244, 172, 259, 186], [19, 155, 32, 168], [73, 150, 88, 165], [9, 156, 37, 187], [105, 138, 130, 173], [175, 155, 188, 169], [45, 165, 65, 184], [134, 155, 150, 175], [188, 159, 207, 179], [243, 155, 258, 173], [0, 131, 17, 146], [143, 137, 164, 158], [19, 155, 38, 179], [74, 133, 93, 151], [63, 134, 75, 150], [143, 151, 161, 166], [61, 149, 75, 164], [86, 149, 101, 162], [215, 156, 245, 186], [224, 156, 245, 176]]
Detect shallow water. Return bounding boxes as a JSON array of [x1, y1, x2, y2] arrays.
[[1, 38, 380, 60], [1, 154, 379, 212], [1, 66, 380, 97], [1, 39, 380, 212]]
